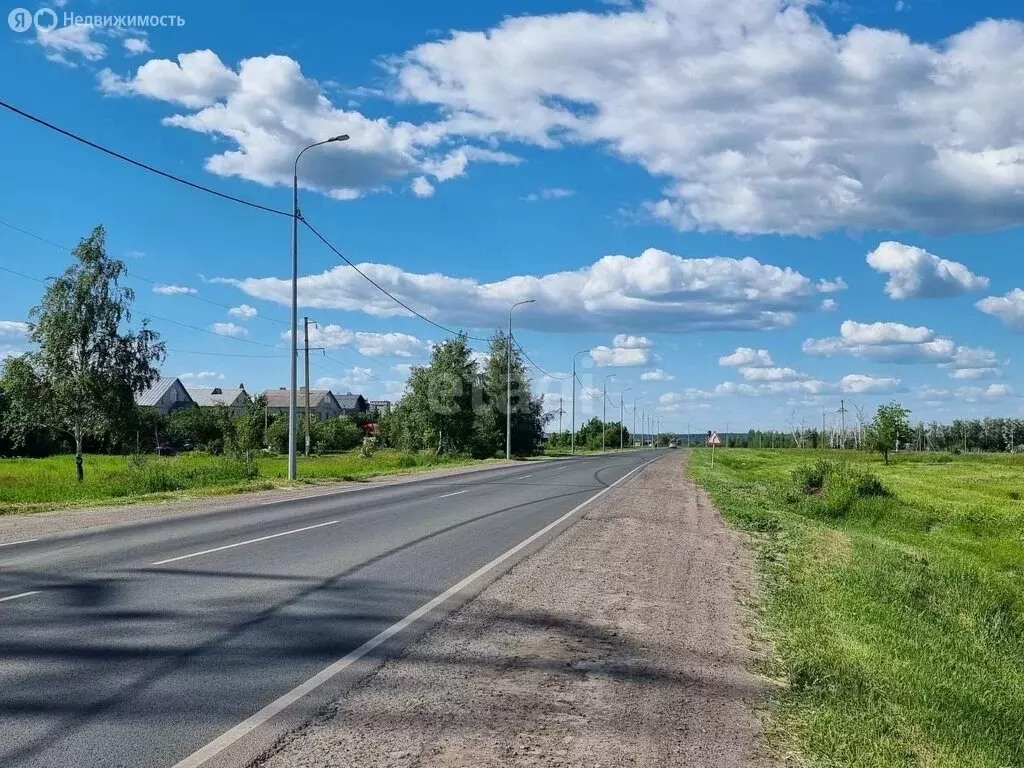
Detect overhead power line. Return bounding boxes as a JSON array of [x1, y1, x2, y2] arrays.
[[300, 216, 490, 343], [574, 373, 601, 399], [511, 336, 570, 381], [0, 99, 290, 217], [0, 217, 289, 326]]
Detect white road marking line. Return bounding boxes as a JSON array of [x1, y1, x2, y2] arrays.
[[170, 456, 658, 768], [519, 473, 535, 479], [150, 521, 340, 566], [0, 538, 38, 548], [437, 489, 470, 499], [0, 591, 41, 604]]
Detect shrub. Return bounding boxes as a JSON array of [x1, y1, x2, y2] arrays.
[[791, 459, 890, 519]]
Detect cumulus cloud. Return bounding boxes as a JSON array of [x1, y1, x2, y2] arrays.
[[97, 50, 518, 199], [839, 374, 905, 394], [153, 284, 197, 296], [977, 289, 1024, 330], [949, 367, 1000, 380], [216, 247, 832, 333], [820, 298, 838, 311], [286, 324, 427, 358], [710, 373, 904, 398], [590, 346, 650, 367], [640, 369, 674, 381], [411, 176, 435, 198], [179, 371, 224, 382], [209, 322, 248, 338], [612, 334, 653, 349], [228, 304, 258, 319], [866, 241, 989, 299], [123, 37, 152, 56], [395, 1, 1024, 234], [804, 320, 1000, 380], [719, 347, 774, 367], [957, 383, 1013, 402], [738, 367, 808, 382]]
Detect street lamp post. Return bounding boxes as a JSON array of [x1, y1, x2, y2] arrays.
[[620, 388, 632, 449], [507, 300, 536, 460], [289, 134, 349, 481], [633, 397, 641, 448], [602, 374, 615, 452], [571, 349, 590, 456]]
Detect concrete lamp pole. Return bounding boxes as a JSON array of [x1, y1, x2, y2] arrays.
[[619, 388, 632, 449], [601, 374, 615, 452], [571, 349, 591, 456], [506, 299, 536, 460], [289, 134, 349, 481]]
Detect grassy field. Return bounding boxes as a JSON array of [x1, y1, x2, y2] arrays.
[[0, 451, 485, 514], [690, 448, 1024, 768]]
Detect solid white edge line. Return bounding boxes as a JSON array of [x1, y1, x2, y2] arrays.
[[0, 538, 38, 548], [0, 591, 41, 603], [519, 473, 535, 479], [151, 521, 340, 566], [170, 455, 658, 768], [437, 489, 470, 499]]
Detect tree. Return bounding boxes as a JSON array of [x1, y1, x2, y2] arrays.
[[865, 401, 912, 464], [477, 331, 547, 458], [2, 226, 164, 480]]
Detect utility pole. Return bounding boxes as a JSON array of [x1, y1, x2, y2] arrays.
[[620, 392, 624, 449], [303, 316, 312, 457], [571, 349, 588, 456], [556, 397, 565, 436], [725, 422, 730, 448], [822, 409, 827, 450], [507, 300, 536, 460]]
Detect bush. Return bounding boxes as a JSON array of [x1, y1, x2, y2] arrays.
[[790, 459, 890, 519]]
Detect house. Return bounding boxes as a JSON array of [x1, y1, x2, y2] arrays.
[[186, 384, 251, 416], [336, 393, 369, 416], [135, 377, 196, 416], [368, 400, 391, 417], [263, 388, 344, 421]]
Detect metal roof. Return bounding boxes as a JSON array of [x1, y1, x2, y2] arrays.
[[186, 387, 250, 408], [336, 393, 367, 410], [135, 377, 188, 407], [263, 388, 339, 409]]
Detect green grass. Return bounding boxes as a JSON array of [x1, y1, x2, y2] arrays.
[[689, 448, 1024, 768], [0, 450, 485, 514]]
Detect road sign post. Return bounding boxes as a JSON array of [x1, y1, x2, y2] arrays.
[[707, 430, 722, 467]]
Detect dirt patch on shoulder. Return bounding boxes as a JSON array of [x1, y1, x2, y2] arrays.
[[257, 453, 772, 768]]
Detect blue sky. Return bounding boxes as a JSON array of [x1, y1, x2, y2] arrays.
[[2, 0, 1023, 433]]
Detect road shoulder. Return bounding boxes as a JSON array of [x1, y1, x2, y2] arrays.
[[256, 451, 771, 768]]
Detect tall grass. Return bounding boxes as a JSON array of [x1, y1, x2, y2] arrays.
[[690, 449, 1024, 768], [0, 450, 481, 513]]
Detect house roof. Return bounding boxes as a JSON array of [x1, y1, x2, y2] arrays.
[[186, 387, 250, 408], [135, 377, 191, 407], [336, 393, 367, 410], [263, 388, 339, 409]]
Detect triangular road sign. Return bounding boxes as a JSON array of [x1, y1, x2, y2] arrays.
[[707, 431, 722, 446]]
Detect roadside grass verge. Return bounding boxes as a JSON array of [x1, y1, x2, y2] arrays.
[[0, 451, 485, 514], [689, 448, 1024, 768]]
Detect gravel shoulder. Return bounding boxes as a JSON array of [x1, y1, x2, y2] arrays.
[[256, 451, 771, 768], [0, 459, 522, 545]]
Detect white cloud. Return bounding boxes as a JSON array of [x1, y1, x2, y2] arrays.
[[35, 24, 106, 66], [228, 304, 258, 319], [738, 367, 808, 382], [640, 369, 674, 381], [817, 278, 848, 293], [719, 347, 774, 367], [612, 334, 653, 349], [123, 37, 152, 56], [395, 2, 1024, 234], [977, 289, 1024, 330], [866, 241, 989, 299], [98, 51, 517, 200], [392, 363, 416, 376], [411, 176, 435, 197], [820, 298, 838, 311], [839, 374, 904, 394], [804, 320, 1000, 378], [590, 345, 650, 367], [217, 247, 832, 333], [523, 187, 575, 202], [950, 367, 1000, 380], [286, 324, 427, 358], [957, 383, 1013, 402], [179, 371, 224, 382], [0, 321, 30, 338], [153, 284, 197, 296], [209, 322, 248, 338], [316, 367, 376, 391]]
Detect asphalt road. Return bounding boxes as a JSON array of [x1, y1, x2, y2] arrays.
[[0, 451, 659, 768]]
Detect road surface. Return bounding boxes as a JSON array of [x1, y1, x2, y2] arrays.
[[0, 451, 659, 768]]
